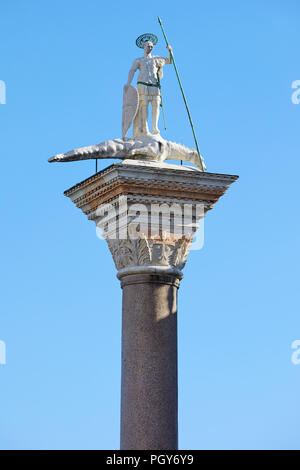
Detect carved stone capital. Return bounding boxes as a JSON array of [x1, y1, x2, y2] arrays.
[[106, 231, 192, 276], [64, 160, 238, 279]]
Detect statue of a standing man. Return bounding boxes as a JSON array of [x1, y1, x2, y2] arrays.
[[124, 33, 172, 137]]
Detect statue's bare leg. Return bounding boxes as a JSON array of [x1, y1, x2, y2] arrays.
[[133, 105, 143, 137], [152, 96, 160, 135], [140, 96, 150, 135]]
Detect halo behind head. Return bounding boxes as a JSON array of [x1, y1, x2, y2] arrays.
[[136, 33, 158, 49]]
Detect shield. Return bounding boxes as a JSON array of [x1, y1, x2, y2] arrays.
[[122, 85, 139, 138]]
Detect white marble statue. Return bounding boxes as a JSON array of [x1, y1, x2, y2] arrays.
[[123, 33, 172, 138], [49, 33, 206, 171]]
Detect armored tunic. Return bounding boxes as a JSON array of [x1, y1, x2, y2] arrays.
[[131, 56, 171, 97]]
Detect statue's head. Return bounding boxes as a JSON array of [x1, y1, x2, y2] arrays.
[[143, 41, 154, 54], [136, 33, 158, 52]]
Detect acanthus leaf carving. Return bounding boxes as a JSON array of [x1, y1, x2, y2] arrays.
[[106, 235, 151, 270], [106, 232, 193, 272], [172, 237, 193, 271]]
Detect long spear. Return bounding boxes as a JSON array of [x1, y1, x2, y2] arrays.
[[158, 17, 205, 171]]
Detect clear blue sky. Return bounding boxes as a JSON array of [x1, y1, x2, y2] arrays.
[[0, 0, 299, 450]]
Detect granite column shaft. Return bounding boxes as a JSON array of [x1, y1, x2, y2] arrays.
[[119, 272, 180, 450]]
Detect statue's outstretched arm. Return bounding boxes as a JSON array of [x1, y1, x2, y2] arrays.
[[165, 45, 173, 65]]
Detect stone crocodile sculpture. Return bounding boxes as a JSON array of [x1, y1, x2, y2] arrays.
[[49, 134, 206, 171]]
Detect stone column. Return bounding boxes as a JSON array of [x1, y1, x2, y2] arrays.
[[119, 270, 180, 450], [64, 160, 238, 450], [106, 233, 191, 450]]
